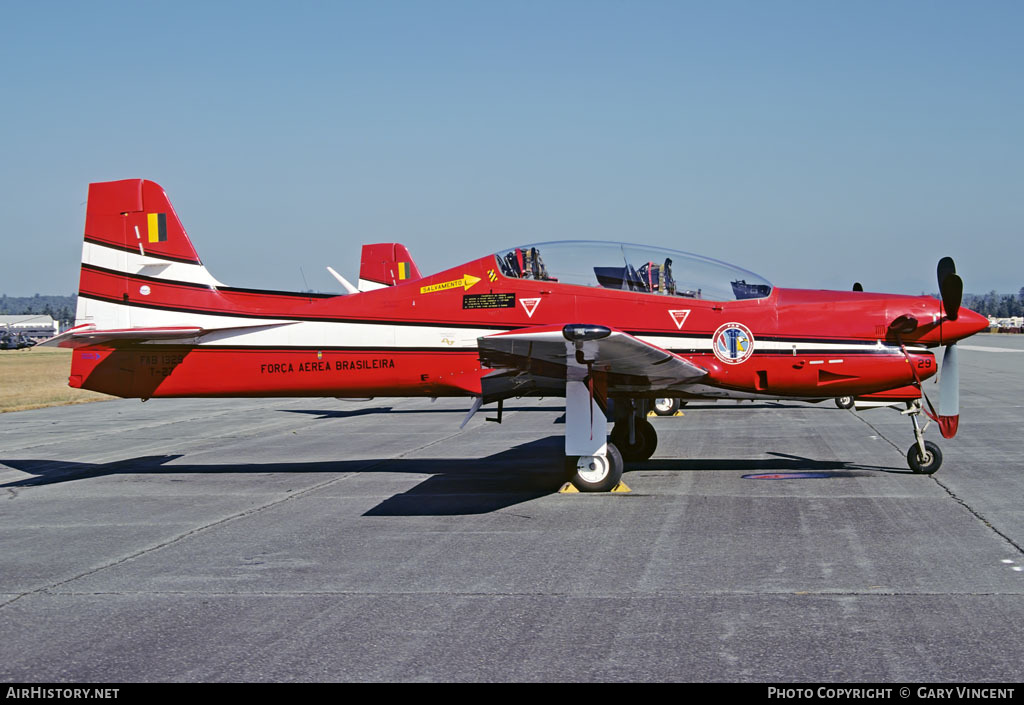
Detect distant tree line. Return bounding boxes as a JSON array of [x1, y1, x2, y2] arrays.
[[961, 289, 1024, 319], [0, 294, 76, 327]]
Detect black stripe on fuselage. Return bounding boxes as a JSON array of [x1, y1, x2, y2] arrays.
[[81, 262, 338, 299], [84, 235, 202, 265], [76, 291, 523, 330], [96, 343, 479, 353]]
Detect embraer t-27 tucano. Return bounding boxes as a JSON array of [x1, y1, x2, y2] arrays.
[[44, 179, 990, 491]]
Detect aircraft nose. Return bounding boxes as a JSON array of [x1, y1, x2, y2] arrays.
[[946, 307, 990, 342]]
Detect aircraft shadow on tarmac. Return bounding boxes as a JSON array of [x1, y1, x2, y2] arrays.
[[0, 438, 565, 516], [550, 402, 811, 424], [668, 402, 812, 410], [630, 451, 905, 476], [283, 401, 812, 425], [281, 405, 555, 420], [1, 441, 907, 516]]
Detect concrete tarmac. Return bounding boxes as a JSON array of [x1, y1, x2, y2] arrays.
[[1, 334, 1022, 682]]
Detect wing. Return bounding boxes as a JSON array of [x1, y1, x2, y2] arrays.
[[477, 323, 707, 403]]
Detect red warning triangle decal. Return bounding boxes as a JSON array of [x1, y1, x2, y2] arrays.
[[520, 297, 541, 318], [669, 309, 691, 329]]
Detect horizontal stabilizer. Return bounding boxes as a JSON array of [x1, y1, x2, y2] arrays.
[[40, 321, 295, 349], [40, 324, 203, 348], [326, 266, 360, 294]]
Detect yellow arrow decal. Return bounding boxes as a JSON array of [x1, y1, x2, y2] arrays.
[[420, 274, 481, 294]]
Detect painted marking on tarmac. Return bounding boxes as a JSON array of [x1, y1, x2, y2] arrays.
[[959, 345, 1024, 353], [742, 472, 833, 480]]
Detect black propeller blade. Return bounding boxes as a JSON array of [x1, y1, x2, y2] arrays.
[[937, 256, 956, 289], [937, 257, 962, 321]]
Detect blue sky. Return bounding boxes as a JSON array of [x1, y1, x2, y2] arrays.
[[1, 0, 1021, 297]]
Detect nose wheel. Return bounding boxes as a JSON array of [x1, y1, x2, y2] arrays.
[[904, 400, 943, 474], [907, 440, 942, 474]]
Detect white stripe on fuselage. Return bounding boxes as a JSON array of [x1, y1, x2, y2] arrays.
[[82, 241, 223, 287], [78, 297, 498, 349], [79, 298, 923, 356], [640, 334, 923, 356]]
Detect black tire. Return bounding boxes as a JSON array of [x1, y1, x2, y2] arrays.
[[907, 440, 943, 474], [653, 398, 681, 416], [565, 443, 625, 492], [610, 419, 658, 462], [835, 396, 855, 409]]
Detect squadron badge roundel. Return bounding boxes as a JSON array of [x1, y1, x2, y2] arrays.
[[712, 322, 755, 365]]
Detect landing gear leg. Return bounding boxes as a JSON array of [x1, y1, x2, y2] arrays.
[[903, 400, 943, 474], [563, 376, 623, 492], [610, 399, 658, 462]]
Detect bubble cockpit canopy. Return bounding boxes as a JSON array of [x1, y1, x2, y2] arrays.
[[494, 241, 772, 301]]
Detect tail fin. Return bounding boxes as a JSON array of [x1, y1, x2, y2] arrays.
[[77, 179, 222, 330], [358, 243, 422, 291], [84, 179, 203, 265]]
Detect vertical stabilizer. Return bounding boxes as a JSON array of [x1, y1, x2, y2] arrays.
[[77, 179, 222, 330], [358, 243, 422, 291]]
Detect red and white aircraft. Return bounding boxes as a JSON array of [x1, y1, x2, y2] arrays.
[[45, 179, 990, 491]]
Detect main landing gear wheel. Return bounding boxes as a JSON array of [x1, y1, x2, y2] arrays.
[[610, 419, 658, 462], [835, 396, 855, 409], [907, 440, 943, 474], [565, 443, 624, 492], [653, 398, 683, 416]]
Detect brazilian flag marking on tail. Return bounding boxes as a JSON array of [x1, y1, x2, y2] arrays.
[[147, 213, 167, 243]]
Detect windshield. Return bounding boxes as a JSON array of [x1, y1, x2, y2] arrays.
[[494, 241, 772, 301]]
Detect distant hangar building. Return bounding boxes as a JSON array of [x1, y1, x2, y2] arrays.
[[0, 315, 60, 342]]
